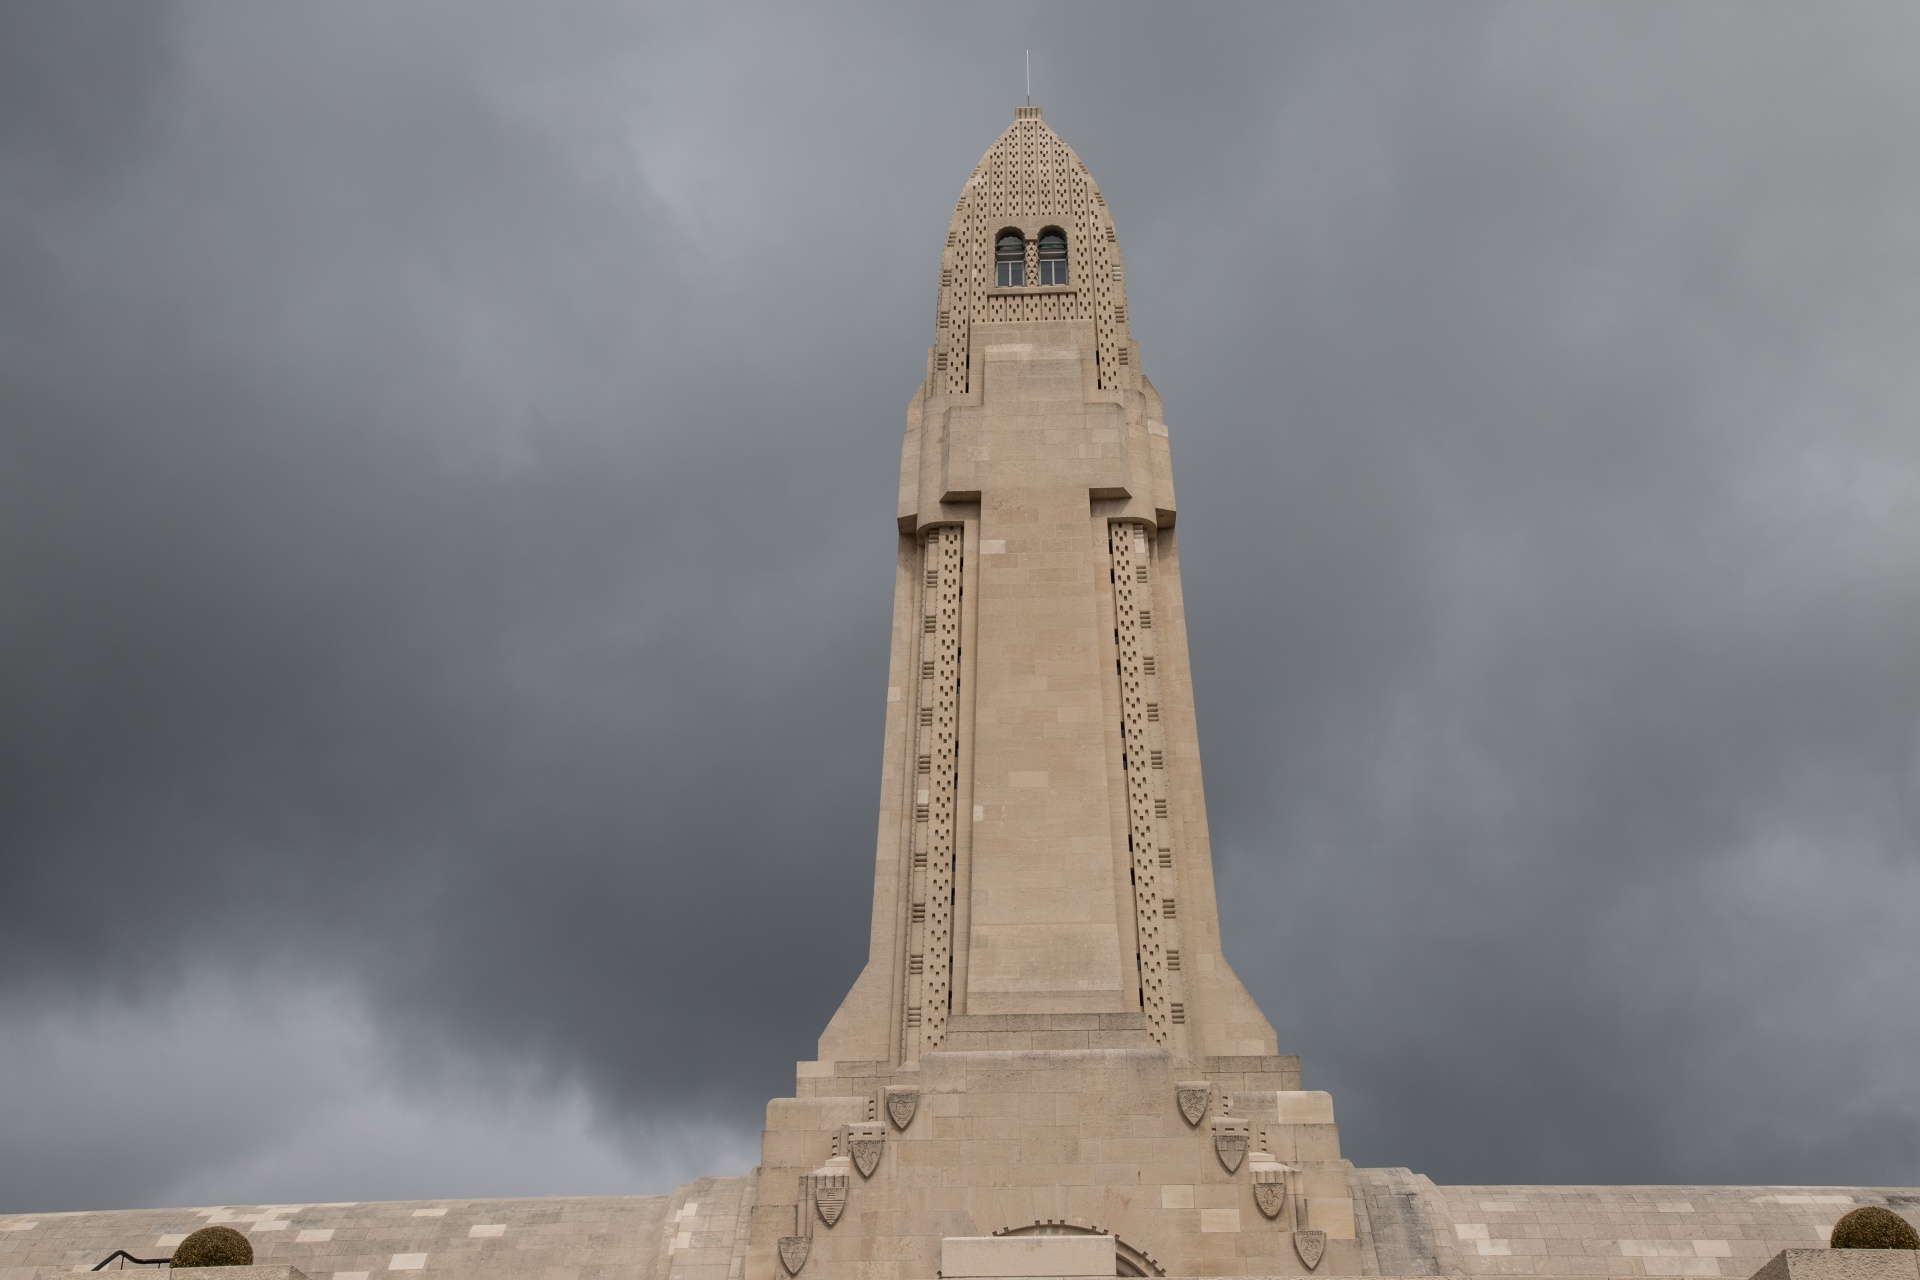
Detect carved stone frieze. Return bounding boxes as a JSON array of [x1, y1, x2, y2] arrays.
[[1175, 1081, 1212, 1126], [884, 1086, 919, 1131]]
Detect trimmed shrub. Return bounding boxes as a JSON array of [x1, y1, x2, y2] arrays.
[[1830, 1206, 1920, 1250], [171, 1225, 255, 1267]]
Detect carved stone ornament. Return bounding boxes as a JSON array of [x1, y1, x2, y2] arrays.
[[1294, 1230, 1327, 1271], [1210, 1118, 1251, 1174], [845, 1122, 887, 1178], [1251, 1159, 1295, 1219], [1250, 1166, 1285, 1219], [1175, 1080, 1213, 1126], [811, 1171, 849, 1228], [778, 1236, 811, 1275], [885, 1086, 919, 1131]]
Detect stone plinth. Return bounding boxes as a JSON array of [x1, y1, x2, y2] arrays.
[[749, 1036, 1356, 1280]]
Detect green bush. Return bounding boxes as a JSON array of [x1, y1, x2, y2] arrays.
[[171, 1225, 255, 1267], [1830, 1206, 1920, 1250]]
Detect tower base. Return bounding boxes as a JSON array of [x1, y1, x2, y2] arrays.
[[748, 1014, 1358, 1280]]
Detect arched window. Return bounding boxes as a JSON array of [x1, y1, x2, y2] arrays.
[[1037, 228, 1067, 285], [995, 231, 1025, 287]]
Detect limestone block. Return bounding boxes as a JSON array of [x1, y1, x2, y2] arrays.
[[1292, 1123, 1343, 1162], [1305, 1195, 1357, 1240], [1751, 1252, 1920, 1280], [942, 1234, 1117, 1278], [767, 1096, 870, 1132]]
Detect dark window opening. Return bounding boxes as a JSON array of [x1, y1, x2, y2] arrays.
[[1038, 229, 1067, 285], [995, 231, 1025, 287]]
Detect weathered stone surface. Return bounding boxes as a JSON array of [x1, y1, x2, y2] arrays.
[[1752, 1250, 1920, 1280], [942, 1234, 1116, 1278]]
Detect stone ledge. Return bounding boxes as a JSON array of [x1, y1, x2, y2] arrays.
[[947, 1014, 1149, 1033], [1205, 1055, 1303, 1074], [1751, 1250, 1920, 1280]]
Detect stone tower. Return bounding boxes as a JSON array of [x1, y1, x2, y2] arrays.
[[14, 104, 1917, 1280], [745, 108, 1357, 1280]]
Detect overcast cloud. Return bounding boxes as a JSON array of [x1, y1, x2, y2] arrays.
[[3, 2, 1918, 1213]]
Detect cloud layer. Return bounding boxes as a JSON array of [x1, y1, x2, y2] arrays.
[[3, 2, 1916, 1211]]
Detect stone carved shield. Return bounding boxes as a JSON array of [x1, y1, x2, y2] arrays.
[[843, 1123, 886, 1179], [812, 1172, 849, 1228], [885, 1087, 918, 1131], [1210, 1118, 1251, 1173], [1294, 1230, 1327, 1270], [1252, 1164, 1288, 1219], [778, 1236, 811, 1275], [1175, 1080, 1213, 1126]]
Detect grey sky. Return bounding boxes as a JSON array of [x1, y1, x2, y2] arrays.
[[3, 2, 1917, 1213]]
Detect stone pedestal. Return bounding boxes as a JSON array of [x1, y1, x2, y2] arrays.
[[749, 1023, 1358, 1280]]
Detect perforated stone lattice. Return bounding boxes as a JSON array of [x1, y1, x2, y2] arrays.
[[905, 524, 964, 1059], [1110, 520, 1181, 1045], [934, 109, 1132, 396]]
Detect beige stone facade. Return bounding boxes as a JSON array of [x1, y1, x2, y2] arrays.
[[5, 107, 1915, 1280], [738, 105, 1319, 1280], [8, 1184, 1920, 1280]]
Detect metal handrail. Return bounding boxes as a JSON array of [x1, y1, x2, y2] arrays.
[[90, 1249, 172, 1270]]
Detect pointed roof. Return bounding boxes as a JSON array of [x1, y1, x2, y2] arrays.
[[930, 108, 1135, 395]]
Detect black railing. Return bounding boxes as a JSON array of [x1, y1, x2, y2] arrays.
[[90, 1249, 172, 1270]]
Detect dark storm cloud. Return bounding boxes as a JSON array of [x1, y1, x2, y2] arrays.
[[2, 2, 1917, 1212]]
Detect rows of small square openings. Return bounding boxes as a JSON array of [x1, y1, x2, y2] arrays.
[[1109, 519, 1179, 1045], [934, 118, 1131, 395], [904, 524, 965, 1060]]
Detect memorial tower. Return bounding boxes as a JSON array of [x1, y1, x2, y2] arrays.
[[10, 103, 1912, 1280], [744, 107, 1358, 1280]]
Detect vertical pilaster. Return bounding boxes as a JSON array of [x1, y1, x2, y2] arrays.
[[905, 525, 964, 1060], [1110, 519, 1187, 1051]]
